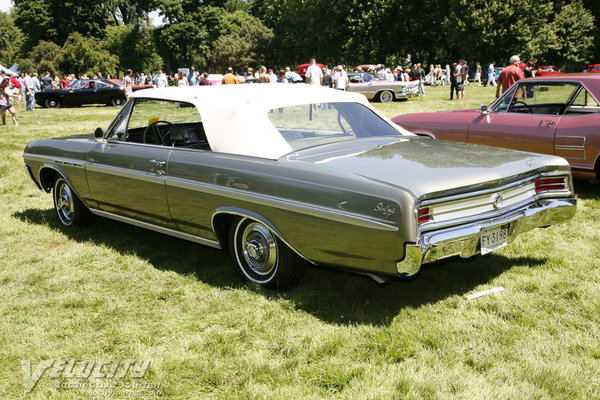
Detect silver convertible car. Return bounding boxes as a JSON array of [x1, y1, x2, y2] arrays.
[[23, 85, 576, 289]]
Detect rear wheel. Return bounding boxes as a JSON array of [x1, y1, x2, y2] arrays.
[[110, 96, 126, 107], [378, 90, 394, 103], [44, 97, 61, 108], [229, 218, 305, 290], [52, 177, 93, 226]]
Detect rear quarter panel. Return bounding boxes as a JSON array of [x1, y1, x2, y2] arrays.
[[166, 150, 418, 276], [392, 111, 477, 142]]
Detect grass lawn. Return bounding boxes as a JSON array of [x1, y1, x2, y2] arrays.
[[1, 86, 599, 399]]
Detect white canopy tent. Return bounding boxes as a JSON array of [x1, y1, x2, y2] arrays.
[[0, 64, 16, 75]]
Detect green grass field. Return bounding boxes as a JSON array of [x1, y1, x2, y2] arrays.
[[1, 86, 599, 399]]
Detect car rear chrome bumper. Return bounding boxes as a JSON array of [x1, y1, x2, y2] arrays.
[[396, 197, 577, 276]]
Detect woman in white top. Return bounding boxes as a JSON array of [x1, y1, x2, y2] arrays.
[[176, 72, 189, 87], [0, 78, 19, 126]]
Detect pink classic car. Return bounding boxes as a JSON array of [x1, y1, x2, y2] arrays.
[[392, 74, 600, 181]]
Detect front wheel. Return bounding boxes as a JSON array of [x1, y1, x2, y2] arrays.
[[229, 218, 305, 290], [52, 177, 93, 226], [378, 90, 394, 103], [44, 97, 61, 108]]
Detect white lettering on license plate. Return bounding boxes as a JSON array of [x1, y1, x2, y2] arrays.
[[480, 225, 508, 255]]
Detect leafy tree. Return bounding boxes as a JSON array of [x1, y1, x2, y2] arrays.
[[13, 0, 54, 51], [445, 0, 553, 65], [102, 0, 159, 25], [153, 2, 226, 72], [551, 1, 595, 71], [105, 23, 163, 75], [211, 10, 274, 71], [154, 21, 210, 73], [58, 32, 119, 76], [13, 0, 109, 51], [581, 0, 600, 63], [0, 12, 24, 67], [27, 41, 62, 75]]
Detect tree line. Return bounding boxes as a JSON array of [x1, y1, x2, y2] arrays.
[[0, 0, 597, 77]]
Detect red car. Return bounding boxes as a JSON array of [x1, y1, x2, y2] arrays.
[[587, 64, 600, 73], [392, 73, 600, 181], [535, 66, 561, 76], [297, 63, 325, 78]]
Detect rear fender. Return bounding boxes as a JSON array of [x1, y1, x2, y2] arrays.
[[211, 207, 313, 264]]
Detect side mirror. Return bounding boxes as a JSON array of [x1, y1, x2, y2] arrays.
[[477, 104, 488, 115], [94, 127, 104, 140]]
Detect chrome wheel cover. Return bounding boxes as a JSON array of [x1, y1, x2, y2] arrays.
[[54, 181, 74, 225], [380, 91, 393, 103], [241, 222, 277, 276]]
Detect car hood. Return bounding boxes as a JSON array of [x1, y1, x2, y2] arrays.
[[287, 136, 569, 199]]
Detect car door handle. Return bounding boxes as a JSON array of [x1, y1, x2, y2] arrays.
[[540, 120, 555, 127], [149, 159, 166, 167]]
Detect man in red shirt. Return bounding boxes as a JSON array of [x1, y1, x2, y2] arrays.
[[496, 55, 525, 98], [60, 75, 70, 89]]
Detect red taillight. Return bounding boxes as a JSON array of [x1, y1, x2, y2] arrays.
[[418, 207, 431, 224], [535, 177, 567, 193]]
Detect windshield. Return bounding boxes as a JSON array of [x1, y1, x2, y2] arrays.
[[268, 102, 401, 151]]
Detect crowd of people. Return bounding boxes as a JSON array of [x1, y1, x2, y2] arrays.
[[0, 55, 539, 127]]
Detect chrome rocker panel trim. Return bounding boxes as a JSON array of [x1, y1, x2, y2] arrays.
[[396, 197, 577, 276], [90, 208, 222, 249]]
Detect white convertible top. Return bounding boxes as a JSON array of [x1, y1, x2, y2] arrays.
[[130, 84, 409, 159]]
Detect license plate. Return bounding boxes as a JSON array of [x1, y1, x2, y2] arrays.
[[480, 225, 508, 255]]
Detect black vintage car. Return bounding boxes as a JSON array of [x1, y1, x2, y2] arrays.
[[35, 79, 127, 108]]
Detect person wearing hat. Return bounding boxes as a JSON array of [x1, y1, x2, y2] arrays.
[[334, 65, 348, 91]]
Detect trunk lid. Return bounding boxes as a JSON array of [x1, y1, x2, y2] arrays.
[[288, 136, 569, 199]]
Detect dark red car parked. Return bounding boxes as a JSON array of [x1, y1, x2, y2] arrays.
[[392, 74, 600, 181]]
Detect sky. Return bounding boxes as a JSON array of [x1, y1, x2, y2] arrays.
[[0, 0, 10, 13]]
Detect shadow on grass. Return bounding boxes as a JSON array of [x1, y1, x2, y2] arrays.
[[573, 180, 599, 200], [14, 208, 545, 326]]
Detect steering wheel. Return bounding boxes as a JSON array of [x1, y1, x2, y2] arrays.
[[143, 121, 175, 145], [513, 101, 533, 113]]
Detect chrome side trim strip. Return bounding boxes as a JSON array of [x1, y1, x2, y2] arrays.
[[23, 153, 86, 168], [168, 176, 398, 232], [86, 164, 165, 184], [89, 208, 222, 249]]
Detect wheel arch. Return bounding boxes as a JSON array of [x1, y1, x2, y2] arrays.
[[39, 165, 78, 196], [594, 152, 600, 179], [376, 89, 395, 102], [211, 207, 313, 264]]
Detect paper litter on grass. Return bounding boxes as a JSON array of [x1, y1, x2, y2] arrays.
[[466, 286, 505, 300]]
